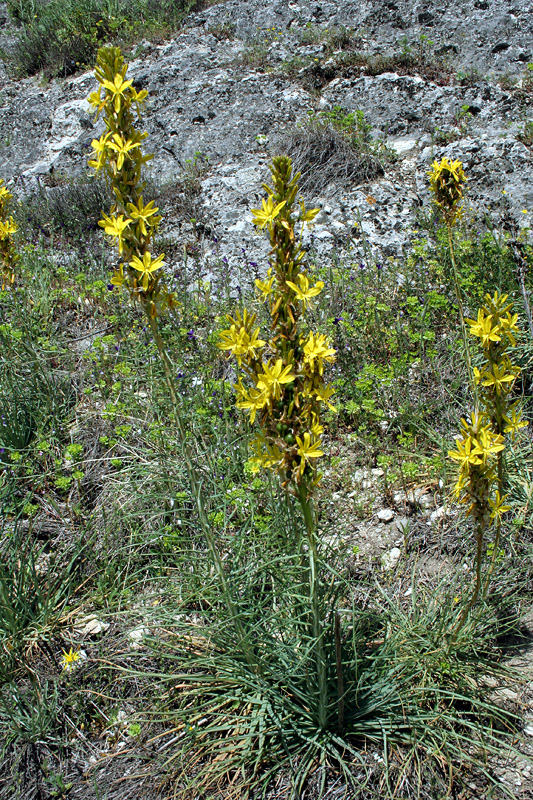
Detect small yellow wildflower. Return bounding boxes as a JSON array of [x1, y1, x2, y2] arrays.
[[488, 490, 511, 522], [255, 269, 276, 299], [467, 308, 501, 348], [126, 196, 161, 237], [100, 73, 134, 112], [303, 332, 336, 375], [61, 647, 81, 673]]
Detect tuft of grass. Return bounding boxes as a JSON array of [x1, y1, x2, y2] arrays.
[[283, 107, 389, 196]]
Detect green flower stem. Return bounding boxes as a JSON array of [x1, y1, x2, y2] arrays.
[[145, 307, 253, 665], [452, 519, 483, 642], [297, 481, 327, 731], [447, 224, 478, 406], [483, 452, 504, 598]]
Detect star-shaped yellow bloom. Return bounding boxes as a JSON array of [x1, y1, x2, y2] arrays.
[[503, 404, 528, 440], [303, 332, 336, 375], [99, 213, 132, 253], [235, 382, 269, 423], [218, 325, 265, 366], [129, 251, 165, 290], [126, 196, 161, 237], [255, 269, 276, 299], [107, 134, 141, 170], [488, 490, 510, 523], [110, 263, 127, 287], [0, 218, 17, 240], [101, 73, 134, 113], [61, 647, 81, 673], [476, 360, 517, 396], [467, 308, 501, 348], [88, 132, 110, 171], [256, 359, 296, 401], [448, 435, 483, 472], [251, 196, 286, 230], [286, 273, 324, 310], [295, 432, 324, 477]]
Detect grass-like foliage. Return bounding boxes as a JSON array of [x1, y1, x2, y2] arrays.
[[5, 0, 202, 77], [284, 107, 388, 195]]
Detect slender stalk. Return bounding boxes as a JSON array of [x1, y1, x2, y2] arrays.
[[452, 519, 483, 642], [483, 451, 504, 598], [447, 224, 477, 405], [144, 306, 253, 664], [297, 482, 327, 731]]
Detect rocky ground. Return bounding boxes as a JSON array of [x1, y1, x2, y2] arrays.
[[0, 0, 532, 279]]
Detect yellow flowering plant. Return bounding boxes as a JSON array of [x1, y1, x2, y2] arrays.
[[88, 47, 250, 663], [219, 156, 335, 729], [450, 292, 527, 634], [428, 157, 476, 396], [87, 46, 168, 319], [219, 156, 333, 495], [0, 179, 19, 291]]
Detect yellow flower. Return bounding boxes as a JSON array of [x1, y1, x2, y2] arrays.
[[99, 213, 132, 253], [126, 196, 161, 237], [255, 269, 276, 299], [466, 308, 501, 348], [129, 251, 165, 290], [427, 157, 467, 222], [295, 432, 324, 477], [503, 404, 528, 440], [286, 273, 324, 310], [311, 381, 336, 412], [448, 435, 483, 471], [100, 73, 134, 113], [476, 359, 517, 396], [256, 359, 296, 401], [0, 218, 17, 240], [303, 332, 336, 375], [475, 426, 505, 463], [0, 182, 12, 203], [61, 647, 81, 673], [235, 382, 269, 423], [251, 196, 286, 230], [88, 132, 110, 171], [110, 263, 127, 287], [218, 325, 265, 366], [488, 490, 511, 522], [107, 134, 141, 170]]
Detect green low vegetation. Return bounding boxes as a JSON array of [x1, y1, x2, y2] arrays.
[[1, 45, 533, 800]]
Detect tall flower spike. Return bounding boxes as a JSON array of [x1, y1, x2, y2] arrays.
[[219, 156, 335, 492], [87, 47, 173, 314]]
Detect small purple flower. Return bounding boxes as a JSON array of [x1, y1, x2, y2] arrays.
[[177, 371, 185, 379], [333, 315, 344, 325], [107, 284, 114, 291], [187, 329, 195, 340]]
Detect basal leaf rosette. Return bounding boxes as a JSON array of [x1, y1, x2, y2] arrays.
[[87, 47, 172, 316], [219, 156, 335, 493]]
